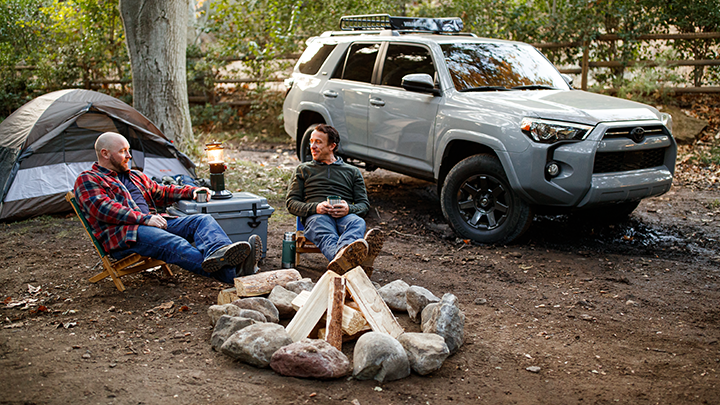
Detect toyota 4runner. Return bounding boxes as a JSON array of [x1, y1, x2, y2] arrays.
[[283, 14, 677, 244]]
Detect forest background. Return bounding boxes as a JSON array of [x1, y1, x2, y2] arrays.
[[1, 0, 718, 148]]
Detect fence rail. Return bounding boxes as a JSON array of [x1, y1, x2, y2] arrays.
[[532, 31, 720, 91], [16, 32, 718, 103]]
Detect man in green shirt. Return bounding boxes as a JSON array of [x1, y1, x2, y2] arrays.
[[286, 124, 384, 275]]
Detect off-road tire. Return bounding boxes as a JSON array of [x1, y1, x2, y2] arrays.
[[441, 154, 533, 244]]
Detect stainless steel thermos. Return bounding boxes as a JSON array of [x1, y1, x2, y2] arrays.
[[281, 232, 295, 268]]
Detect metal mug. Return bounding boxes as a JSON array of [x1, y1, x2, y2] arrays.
[[196, 190, 208, 203], [327, 195, 342, 206]]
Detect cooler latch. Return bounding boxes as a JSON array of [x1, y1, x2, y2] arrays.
[[248, 203, 260, 228]]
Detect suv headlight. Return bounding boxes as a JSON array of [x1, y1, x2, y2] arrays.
[[660, 112, 673, 134], [521, 118, 594, 144]]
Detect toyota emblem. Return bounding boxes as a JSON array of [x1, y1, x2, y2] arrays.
[[630, 127, 645, 143]]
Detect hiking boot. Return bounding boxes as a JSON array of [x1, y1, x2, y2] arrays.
[[361, 228, 385, 277], [240, 235, 263, 276], [327, 239, 368, 274], [202, 241, 250, 273]]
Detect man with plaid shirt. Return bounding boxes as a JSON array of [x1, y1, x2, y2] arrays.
[[74, 132, 261, 284]]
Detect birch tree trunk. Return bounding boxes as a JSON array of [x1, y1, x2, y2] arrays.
[[119, 0, 193, 145]]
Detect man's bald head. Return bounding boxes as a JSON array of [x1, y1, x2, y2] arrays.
[[95, 132, 131, 173], [94, 132, 128, 160]]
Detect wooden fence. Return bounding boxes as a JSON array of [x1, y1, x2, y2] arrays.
[[532, 31, 720, 93], [15, 33, 719, 103]]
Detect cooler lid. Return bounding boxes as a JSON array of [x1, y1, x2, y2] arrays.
[[173, 192, 273, 215]]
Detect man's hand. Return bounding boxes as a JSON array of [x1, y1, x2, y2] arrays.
[[193, 187, 212, 202], [317, 199, 349, 218], [147, 214, 168, 229]]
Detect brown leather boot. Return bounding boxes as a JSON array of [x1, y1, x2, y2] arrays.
[[327, 239, 368, 274]]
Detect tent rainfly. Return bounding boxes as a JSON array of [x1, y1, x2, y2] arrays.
[[0, 89, 196, 221]]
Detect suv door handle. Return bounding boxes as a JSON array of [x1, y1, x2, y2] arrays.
[[370, 97, 385, 107], [323, 90, 338, 98]]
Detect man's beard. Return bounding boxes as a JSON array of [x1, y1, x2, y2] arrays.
[[109, 155, 130, 173]]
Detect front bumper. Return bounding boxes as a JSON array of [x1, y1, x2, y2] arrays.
[[508, 120, 676, 207]]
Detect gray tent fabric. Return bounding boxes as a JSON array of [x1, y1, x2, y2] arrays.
[[0, 89, 196, 221]]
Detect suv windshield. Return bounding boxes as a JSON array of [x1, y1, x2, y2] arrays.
[[441, 42, 569, 91]]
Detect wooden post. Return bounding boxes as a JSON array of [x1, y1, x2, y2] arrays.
[[217, 287, 239, 305], [285, 271, 339, 342], [292, 290, 368, 335], [581, 40, 590, 91], [233, 269, 302, 297], [343, 267, 404, 339], [325, 276, 346, 350]]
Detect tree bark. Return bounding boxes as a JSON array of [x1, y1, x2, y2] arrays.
[[119, 0, 193, 145]]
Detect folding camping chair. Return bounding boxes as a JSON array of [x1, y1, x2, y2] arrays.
[[65, 192, 173, 292], [295, 217, 322, 265]]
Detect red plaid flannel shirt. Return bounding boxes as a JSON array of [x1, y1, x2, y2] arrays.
[[74, 163, 195, 252]]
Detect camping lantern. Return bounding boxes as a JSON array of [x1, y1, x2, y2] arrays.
[[205, 141, 232, 199]]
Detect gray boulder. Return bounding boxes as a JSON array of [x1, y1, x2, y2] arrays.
[[353, 332, 410, 382], [267, 285, 298, 318], [398, 332, 449, 375], [406, 286, 440, 323], [231, 297, 280, 323], [377, 279, 410, 312], [207, 304, 243, 326], [220, 323, 293, 368], [421, 294, 465, 355], [270, 338, 350, 379], [285, 278, 315, 294], [210, 315, 257, 351]]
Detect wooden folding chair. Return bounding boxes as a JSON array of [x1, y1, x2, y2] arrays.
[[65, 192, 173, 292], [295, 217, 322, 265]]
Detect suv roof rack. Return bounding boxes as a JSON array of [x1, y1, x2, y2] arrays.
[[340, 14, 464, 34]]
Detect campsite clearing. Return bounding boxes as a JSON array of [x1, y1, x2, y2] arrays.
[[1, 143, 718, 404]]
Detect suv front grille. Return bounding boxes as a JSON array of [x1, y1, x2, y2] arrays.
[[602, 125, 667, 140], [593, 148, 666, 173]]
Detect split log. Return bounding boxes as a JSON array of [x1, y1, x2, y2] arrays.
[[325, 276, 346, 350], [343, 267, 404, 338], [217, 287, 239, 305], [233, 269, 302, 297], [292, 290, 368, 336], [285, 271, 338, 342], [318, 323, 371, 342]]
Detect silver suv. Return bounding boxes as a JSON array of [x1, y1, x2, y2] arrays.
[[283, 15, 677, 244]]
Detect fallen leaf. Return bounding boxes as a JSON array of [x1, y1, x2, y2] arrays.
[[155, 301, 174, 310]]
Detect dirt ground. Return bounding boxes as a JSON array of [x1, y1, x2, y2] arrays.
[[2, 145, 720, 405]]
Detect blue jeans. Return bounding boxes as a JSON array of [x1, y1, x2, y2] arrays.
[[304, 214, 366, 261], [110, 214, 236, 284]]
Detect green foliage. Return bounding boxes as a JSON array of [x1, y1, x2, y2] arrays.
[[608, 50, 684, 103], [698, 146, 720, 166], [0, 0, 53, 118], [190, 103, 240, 132], [2, 0, 718, 125], [0, 0, 128, 121]]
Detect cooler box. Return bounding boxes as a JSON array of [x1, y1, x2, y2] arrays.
[[167, 192, 274, 256]]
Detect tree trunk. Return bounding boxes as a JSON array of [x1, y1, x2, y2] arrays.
[[119, 0, 193, 146]]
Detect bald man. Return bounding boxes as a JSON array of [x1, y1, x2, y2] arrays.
[[74, 132, 261, 284]]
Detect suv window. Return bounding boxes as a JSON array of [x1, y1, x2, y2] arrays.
[[298, 43, 337, 75], [441, 42, 568, 90], [380, 44, 436, 87], [336, 43, 380, 83]]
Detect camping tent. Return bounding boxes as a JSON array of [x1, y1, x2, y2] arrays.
[[0, 89, 196, 221]]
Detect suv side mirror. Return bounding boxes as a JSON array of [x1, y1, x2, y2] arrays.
[[401, 73, 441, 96], [561, 74, 574, 88]]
